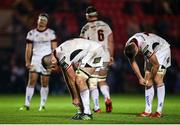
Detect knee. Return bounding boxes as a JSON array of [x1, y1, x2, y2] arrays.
[[76, 76, 83, 85], [154, 76, 163, 85], [76, 76, 88, 91], [98, 81, 106, 86], [41, 83, 48, 87], [147, 79, 153, 86], [88, 78, 98, 91], [28, 78, 36, 87]]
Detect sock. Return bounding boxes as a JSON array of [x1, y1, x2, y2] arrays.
[[80, 89, 91, 115], [100, 85, 110, 101], [90, 88, 100, 110], [40, 87, 49, 107], [25, 87, 34, 107], [145, 85, 154, 113], [157, 84, 165, 113]]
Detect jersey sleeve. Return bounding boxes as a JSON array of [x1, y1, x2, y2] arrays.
[[80, 24, 89, 38], [58, 55, 71, 70], [134, 34, 154, 58], [141, 42, 154, 59], [26, 30, 34, 43], [105, 24, 112, 35], [55, 47, 70, 70], [50, 30, 57, 41]]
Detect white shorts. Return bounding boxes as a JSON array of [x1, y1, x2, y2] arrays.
[[102, 49, 110, 63], [30, 56, 51, 75], [80, 47, 104, 68], [155, 47, 171, 68], [144, 47, 171, 71]]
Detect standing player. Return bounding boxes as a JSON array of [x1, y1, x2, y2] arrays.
[[19, 13, 57, 111], [80, 6, 114, 113], [42, 38, 106, 120], [124, 32, 171, 118]]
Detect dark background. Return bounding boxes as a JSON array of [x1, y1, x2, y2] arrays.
[[0, 0, 180, 94]]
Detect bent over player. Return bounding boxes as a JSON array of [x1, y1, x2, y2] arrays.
[[20, 13, 57, 111], [42, 38, 105, 120], [80, 6, 114, 113], [124, 32, 171, 118]]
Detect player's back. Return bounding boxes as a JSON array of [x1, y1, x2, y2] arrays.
[[80, 20, 112, 49], [58, 38, 102, 54], [55, 38, 104, 68], [127, 32, 170, 51]]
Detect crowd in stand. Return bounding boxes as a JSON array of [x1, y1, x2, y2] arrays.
[[0, 0, 180, 93]]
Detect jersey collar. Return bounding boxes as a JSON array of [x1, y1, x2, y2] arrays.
[[36, 28, 48, 32]]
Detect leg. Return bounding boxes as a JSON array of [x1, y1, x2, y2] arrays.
[[61, 66, 84, 119], [88, 70, 101, 113], [151, 66, 166, 117], [75, 68, 95, 120], [26, 72, 39, 107], [39, 74, 50, 111], [20, 72, 39, 110], [76, 68, 94, 115], [89, 77, 101, 112], [139, 70, 154, 117], [76, 75, 91, 115], [61, 66, 81, 106], [151, 48, 170, 118], [139, 59, 154, 117], [98, 66, 112, 113]]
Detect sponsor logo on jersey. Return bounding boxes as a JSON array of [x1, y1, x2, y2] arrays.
[[144, 50, 152, 58], [142, 45, 149, 54], [93, 57, 101, 64], [59, 56, 69, 69]]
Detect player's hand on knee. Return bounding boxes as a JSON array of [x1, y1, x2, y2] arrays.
[[145, 80, 153, 87]]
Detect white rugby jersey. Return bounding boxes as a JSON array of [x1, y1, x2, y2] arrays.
[[55, 38, 103, 69], [80, 20, 112, 50], [26, 28, 56, 58], [126, 33, 170, 58]]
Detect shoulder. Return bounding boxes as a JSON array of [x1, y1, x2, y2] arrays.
[[80, 23, 90, 34], [97, 20, 107, 25], [97, 20, 112, 32], [132, 33, 146, 42], [27, 29, 36, 35], [47, 28, 56, 33], [26, 29, 36, 42], [82, 23, 90, 30], [126, 34, 140, 46], [46, 29, 56, 37], [97, 20, 110, 27]]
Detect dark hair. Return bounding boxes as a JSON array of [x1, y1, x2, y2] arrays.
[[41, 53, 52, 69], [86, 6, 98, 16], [124, 44, 136, 59], [39, 13, 49, 20]]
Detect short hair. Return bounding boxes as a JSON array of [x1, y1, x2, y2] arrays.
[[86, 6, 98, 17], [124, 43, 136, 59], [42, 53, 52, 69], [39, 13, 49, 20]]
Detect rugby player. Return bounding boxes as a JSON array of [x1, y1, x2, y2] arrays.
[[124, 32, 171, 118], [19, 13, 57, 111], [42, 38, 106, 120], [80, 6, 114, 113]]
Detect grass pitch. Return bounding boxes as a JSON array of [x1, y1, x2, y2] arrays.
[[0, 94, 179, 124]]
